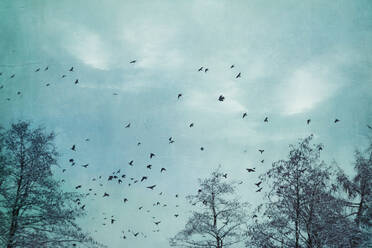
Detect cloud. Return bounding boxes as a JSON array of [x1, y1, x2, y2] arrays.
[[278, 53, 345, 115], [62, 25, 110, 70]]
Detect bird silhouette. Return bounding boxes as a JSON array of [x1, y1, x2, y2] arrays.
[[367, 125, 372, 130], [35, 68, 40, 72], [264, 117, 268, 122], [147, 185, 156, 190], [10, 74, 15, 78], [189, 123, 194, 128], [259, 149, 264, 154], [130, 60, 137, 64], [200, 147, 204, 151], [150, 153, 155, 159], [242, 112, 247, 118], [246, 168, 255, 172], [236, 72, 241, 78], [230, 64, 235, 69], [125, 123, 131, 128], [147, 164, 152, 169], [154, 221, 161, 225], [74, 79, 79, 84], [141, 176, 148, 182], [82, 164, 89, 168], [75, 185, 82, 189], [218, 95, 225, 101], [160, 168, 166, 173], [198, 67, 203, 71], [255, 181, 262, 187], [69, 67, 74, 71], [123, 198, 128, 203], [44, 66, 48, 71], [178, 93, 182, 99], [61, 75, 66, 78], [256, 187, 263, 192], [103, 192, 110, 197], [334, 119, 340, 123], [71, 145, 76, 151], [129, 160, 134, 166], [307, 119, 311, 124], [204, 68, 209, 73]]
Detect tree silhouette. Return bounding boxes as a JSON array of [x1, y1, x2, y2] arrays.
[[170, 169, 248, 248], [0, 121, 103, 248], [247, 135, 362, 248]]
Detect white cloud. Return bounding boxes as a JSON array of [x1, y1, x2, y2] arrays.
[[63, 26, 110, 70], [278, 55, 344, 115]]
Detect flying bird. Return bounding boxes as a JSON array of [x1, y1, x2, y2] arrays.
[[242, 112, 247, 119], [147, 164, 152, 169], [236, 72, 241, 78], [256, 187, 263, 192], [147, 185, 156, 190], [204, 68, 209, 73], [75, 185, 82, 189], [246, 168, 255, 172], [230, 64, 235, 69], [150, 153, 155, 159], [307, 119, 311, 125], [125, 123, 131, 128], [82, 164, 89, 168], [74, 79, 79, 84], [10, 74, 15, 78], [141, 176, 148, 182], [71, 145, 76, 151], [160, 168, 166, 173], [258, 149, 264, 154], [264, 117, 268, 122], [178, 93, 182, 99], [198, 67, 203, 71], [200, 147, 204, 151], [69, 67, 74, 71], [103, 192, 110, 197], [218, 95, 225, 101], [129, 160, 134, 166], [44, 66, 48, 71], [130, 60, 137, 64], [367, 125, 372, 130], [334, 119, 340, 123], [189, 123, 194, 128], [35, 68, 40, 72], [255, 181, 262, 187]]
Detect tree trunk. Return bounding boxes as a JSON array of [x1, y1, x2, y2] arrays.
[[7, 139, 25, 248]]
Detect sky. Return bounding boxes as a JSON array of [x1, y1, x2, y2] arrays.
[[0, 0, 372, 247]]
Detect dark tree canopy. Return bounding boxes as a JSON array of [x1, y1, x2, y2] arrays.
[[0, 121, 103, 248]]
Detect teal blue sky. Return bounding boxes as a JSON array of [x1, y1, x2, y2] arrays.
[[1, 0, 372, 247]]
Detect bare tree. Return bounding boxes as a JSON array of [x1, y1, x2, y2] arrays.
[[247, 135, 361, 248], [336, 136, 372, 247], [170, 169, 248, 248], [0, 121, 103, 248]]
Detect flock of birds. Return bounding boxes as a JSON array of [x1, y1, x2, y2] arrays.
[[1, 59, 361, 246]]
